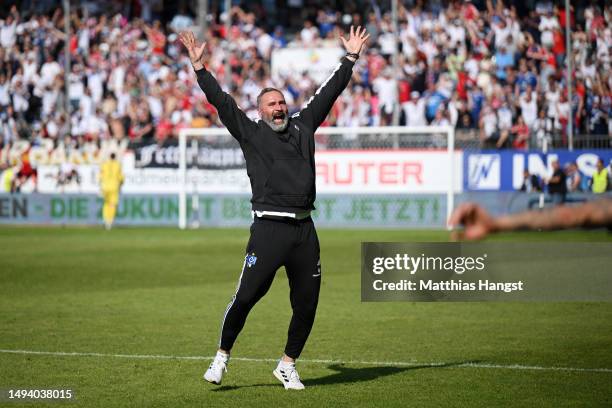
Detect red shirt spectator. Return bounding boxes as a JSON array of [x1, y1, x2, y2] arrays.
[[398, 80, 411, 104], [462, 3, 479, 21], [511, 119, 530, 150], [552, 29, 565, 55], [155, 116, 174, 142], [558, 7, 574, 29], [70, 35, 78, 54], [456, 71, 469, 100]]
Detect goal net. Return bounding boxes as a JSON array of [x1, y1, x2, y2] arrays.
[[178, 126, 458, 230]]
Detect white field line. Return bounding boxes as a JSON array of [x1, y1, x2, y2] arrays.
[[1, 349, 611, 374]]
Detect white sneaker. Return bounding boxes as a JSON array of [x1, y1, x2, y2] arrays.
[[204, 352, 229, 385], [273, 361, 305, 390]]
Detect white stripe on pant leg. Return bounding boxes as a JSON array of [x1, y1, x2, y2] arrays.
[[217, 256, 248, 348]]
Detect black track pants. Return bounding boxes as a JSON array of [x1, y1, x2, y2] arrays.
[[218, 216, 321, 359]]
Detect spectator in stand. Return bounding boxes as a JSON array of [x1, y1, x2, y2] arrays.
[[372, 67, 397, 126], [591, 158, 609, 194], [517, 84, 538, 130], [588, 97, 609, 135], [546, 159, 567, 205], [402, 91, 426, 127], [0, 0, 610, 164], [520, 169, 541, 192], [565, 162, 582, 193], [479, 106, 499, 148], [511, 116, 530, 150], [496, 100, 513, 148], [533, 108, 554, 148]]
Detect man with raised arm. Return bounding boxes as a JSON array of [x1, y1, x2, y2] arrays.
[[180, 26, 369, 390], [448, 198, 612, 240]]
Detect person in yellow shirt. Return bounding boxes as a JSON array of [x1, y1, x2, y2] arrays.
[[591, 158, 609, 194], [99, 153, 124, 230], [1, 165, 15, 192]]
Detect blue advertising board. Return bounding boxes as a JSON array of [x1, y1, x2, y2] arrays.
[[464, 150, 612, 192]]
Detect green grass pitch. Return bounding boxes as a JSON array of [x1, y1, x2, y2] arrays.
[[0, 226, 611, 407]]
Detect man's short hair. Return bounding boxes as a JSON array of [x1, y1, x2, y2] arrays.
[[257, 87, 283, 108]]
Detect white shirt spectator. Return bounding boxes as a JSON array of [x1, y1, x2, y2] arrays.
[[596, 32, 610, 64], [170, 14, 194, 32], [539, 15, 559, 31], [85, 115, 109, 137], [420, 39, 438, 65], [0, 19, 17, 49], [497, 105, 513, 130], [402, 99, 427, 126], [22, 58, 39, 85], [446, 23, 466, 46], [482, 109, 498, 137], [78, 28, 90, 54], [75, 114, 108, 137], [69, 73, 85, 102], [46, 119, 59, 139], [400, 35, 417, 59], [539, 15, 558, 48], [432, 116, 450, 126], [0, 77, 10, 106], [580, 61, 597, 89], [171, 109, 192, 126], [533, 116, 554, 147], [373, 76, 397, 114], [464, 57, 480, 81], [87, 70, 105, 103], [109, 64, 126, 96], [148, 64, 171, 85], [297, 74, 313, 93], [116, 91, 130, 117], [40, 60, 62, 87], [147, 95, 163, 120], [545, 89, 559, 118], [11, 81, 29, 113], [300, 25, 318, 45], [1, 115, 17, 144], [238, 36, 256, 53], [79, 93, 94, 119], [448, 99, 459, 126], [492, 23, 512, 50], [256, 31, 273, 59], [378, 31, 397, 56], [242, 78, 261, 106], [42, 87, 59, 118], [519, 94, 538, 128], [400, 21, 417, 44], [556, 100, 570, 128]]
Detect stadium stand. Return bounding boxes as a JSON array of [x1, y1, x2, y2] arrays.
[[0, 0, 610, 193]]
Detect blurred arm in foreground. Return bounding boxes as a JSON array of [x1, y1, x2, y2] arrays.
[[448, 198, 612, 240]]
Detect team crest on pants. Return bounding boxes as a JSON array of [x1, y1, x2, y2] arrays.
[[313, 259, 321, 277], [246, 253, 257, 268]]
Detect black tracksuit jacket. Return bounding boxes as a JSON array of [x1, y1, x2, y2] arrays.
[[195, 57, 355, 213]]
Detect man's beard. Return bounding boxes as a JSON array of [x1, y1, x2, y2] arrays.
[[264, 115, 289, 132]]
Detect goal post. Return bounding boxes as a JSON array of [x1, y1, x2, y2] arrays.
[[178, 126, 456, 230]]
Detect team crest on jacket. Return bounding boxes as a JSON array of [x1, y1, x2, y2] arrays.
[[246, 253, 257, 268]]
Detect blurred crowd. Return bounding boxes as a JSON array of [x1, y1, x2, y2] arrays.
[[0, 0, 611, 157]]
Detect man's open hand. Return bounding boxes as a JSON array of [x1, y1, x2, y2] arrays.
[[179, 31, 206, 70], [340, 26, 370, 56]]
